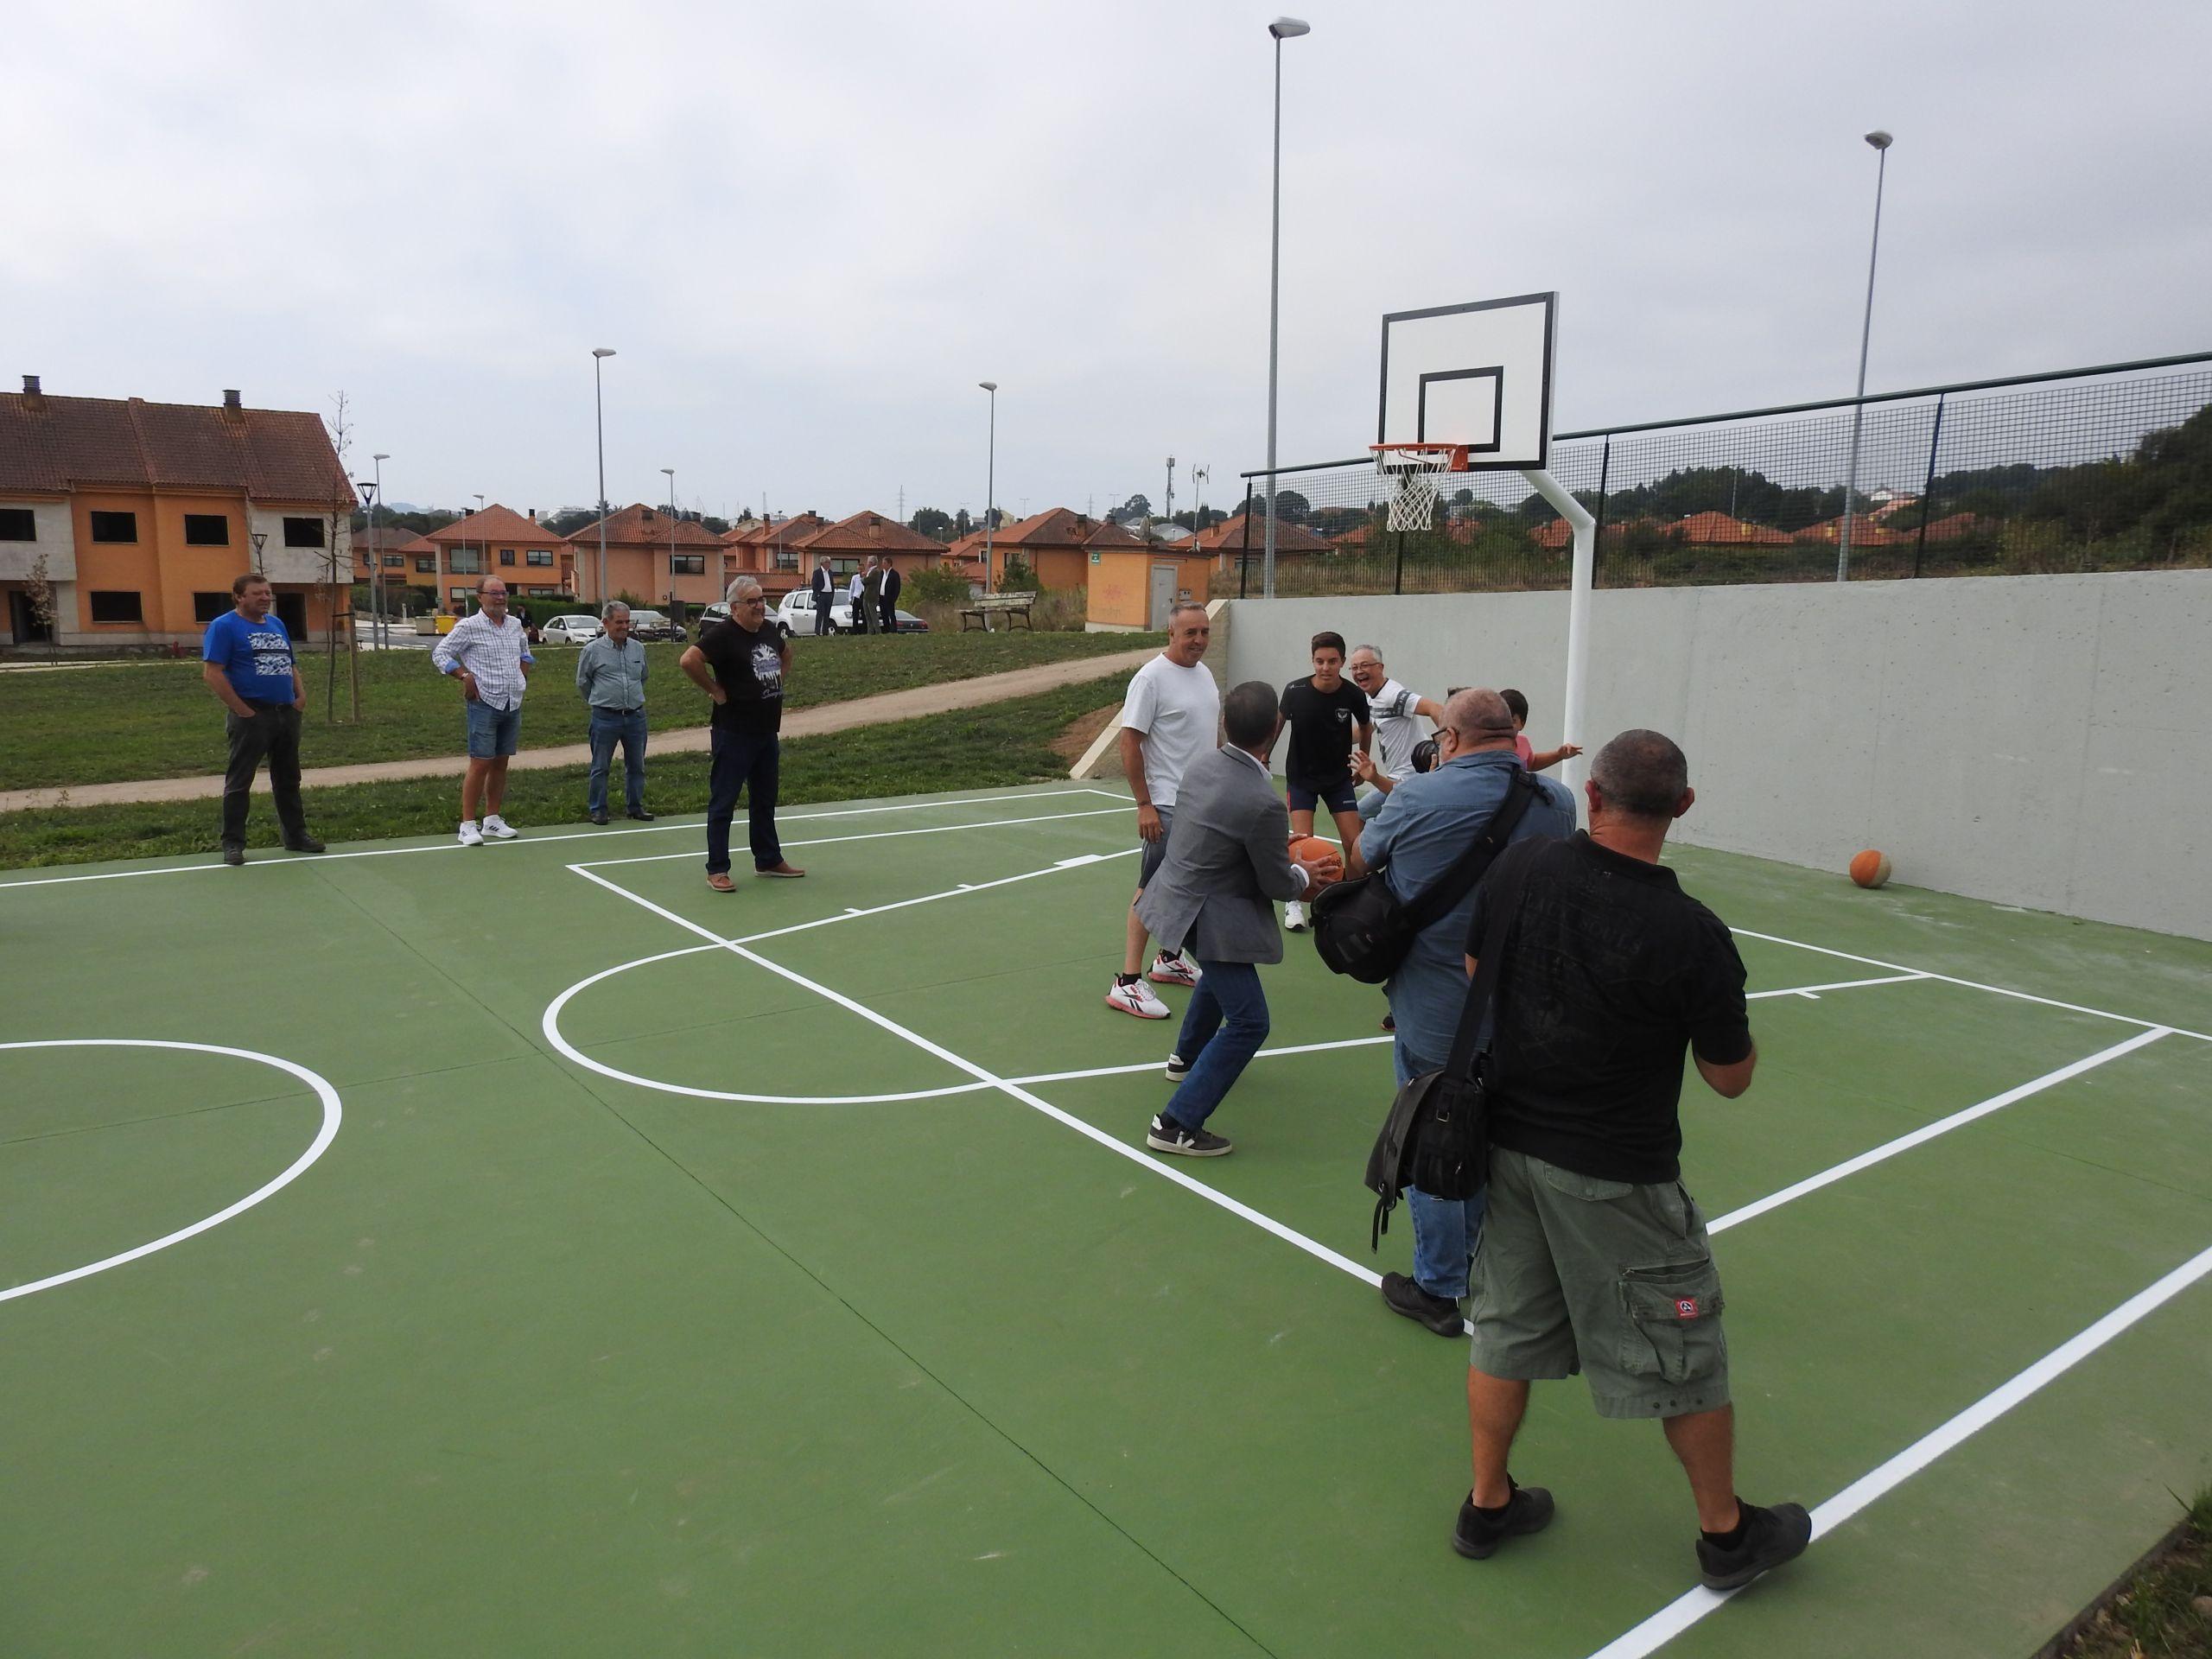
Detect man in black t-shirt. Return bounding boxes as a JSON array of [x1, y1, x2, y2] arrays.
[[1270, 629, 1370, 931], [1446, 728, 1810, 1594], [679, 578, 806, 892]]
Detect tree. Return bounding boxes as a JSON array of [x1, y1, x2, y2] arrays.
[[544, 507, 601, 537], [701, 515, 730, 536], [909, 506, 955, 538], [997, 551, 1037, 592], [954, 507, 974, 537], [1115, 493, 1152, 523], [23, 552, 57, 657], [1270, 489, 1311, 524]]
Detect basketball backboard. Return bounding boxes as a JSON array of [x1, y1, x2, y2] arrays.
[[1376, 291, 1556, 469]]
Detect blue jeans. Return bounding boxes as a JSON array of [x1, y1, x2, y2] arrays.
[[463, 699, 521, 758], [1395, 1034, 1488, 1300], [586, 707, 647, 815], [705, 727, 783, 875], [1162, 959, 1268, 1131]]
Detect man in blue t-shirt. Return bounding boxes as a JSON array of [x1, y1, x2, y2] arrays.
[[201, 571, 321, 866]]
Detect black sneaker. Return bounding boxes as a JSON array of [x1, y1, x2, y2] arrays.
[[588, 810, 611, 825], [1452, 1480, 1554, 1560], [1165, 1053, 1189, 1081], [626, 808, 657, 822], [220, 844, 245, 867], [1146, 1114, 1232, 1157], [283, 836, 325, 854], [1381, 1271, 1465, 1336], [1695, 1500, 1812, 1591]]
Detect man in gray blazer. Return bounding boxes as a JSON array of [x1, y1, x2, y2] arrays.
[[1137, 680, 1344, 1155]]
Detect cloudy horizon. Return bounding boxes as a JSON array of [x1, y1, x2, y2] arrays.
[[9, 0, 2210, 524]]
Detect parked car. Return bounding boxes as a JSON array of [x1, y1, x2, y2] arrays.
[[766, 592, 929, 637], [541, 614, 603, 645], [626, 609, 686, 643]]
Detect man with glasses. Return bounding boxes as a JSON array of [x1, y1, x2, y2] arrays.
[[431, 575, 534, 846], [575, 600, 652, 826], [681, 577, 804, 892]]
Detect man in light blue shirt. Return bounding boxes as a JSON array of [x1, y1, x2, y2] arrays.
[[575, 601, 652, 824], [1355, 688, 1576, 1332]]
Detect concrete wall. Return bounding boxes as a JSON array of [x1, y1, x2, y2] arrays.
[[0, 499, 75, 582], [1224, 572, 2212, 941]]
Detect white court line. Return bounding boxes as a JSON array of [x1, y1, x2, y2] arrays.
[[572, 804, 1128, 868], [0, 1039, 343, 1303], [0, 786, 1129, 891], [1745, 971, 1929, 1001], [1007, 1033, 1396, 1088], [1585, 1233, 2212, 1659], [1734, 927, 2212, 1044], [1707, 1027, 2174, 1234], [557, 861, 1388, 1287]]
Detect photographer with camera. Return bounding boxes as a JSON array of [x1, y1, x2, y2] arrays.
[[1351, 689, 1576, 1332]]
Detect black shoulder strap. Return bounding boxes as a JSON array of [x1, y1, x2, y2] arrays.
[[1443, 836, 1542, 1080], [1402, 771, 1541, 935]]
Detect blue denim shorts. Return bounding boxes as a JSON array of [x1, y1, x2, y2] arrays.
[[1137, 805, 1175, 887], [1287, 774, 1357, 816], [465, 699, 522, 758]]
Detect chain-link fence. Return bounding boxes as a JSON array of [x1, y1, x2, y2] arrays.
[[1227, 353, 2212, 596]]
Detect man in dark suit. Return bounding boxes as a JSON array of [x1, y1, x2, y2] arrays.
[[1136, 680, 1343, 1155], [809, 561, 835, 636], [859, 558, 885, 635], [879, 559, 902, 632]]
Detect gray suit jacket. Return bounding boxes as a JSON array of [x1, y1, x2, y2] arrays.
[[1136, 746, 1305, 965]]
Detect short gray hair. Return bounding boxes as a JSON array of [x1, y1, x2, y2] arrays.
[[600, 600, 631, 620], [1166, 600, 1208, 626], [1347, 643, 1384, 665], [725, 575, 764, 604], [1591, 729, 1689, 817]]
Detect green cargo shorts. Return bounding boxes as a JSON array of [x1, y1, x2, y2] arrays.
[[1467, 1146, 1731, 1421]]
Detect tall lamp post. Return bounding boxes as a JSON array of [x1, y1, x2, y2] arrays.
[[1837, 129, 1893, 582], [592, 347, 616, 601], [472, 492, 485, 593], [360, 458, 386, 647], [660, 466, 677, 611], [977, 381, 998, 593], [1262, 16, 1310, 601]]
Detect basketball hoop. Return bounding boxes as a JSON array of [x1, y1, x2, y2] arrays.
[[1370, 442, 1468, 532]]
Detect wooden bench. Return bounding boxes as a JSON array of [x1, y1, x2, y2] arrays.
[[959, 591, 1037, 632]]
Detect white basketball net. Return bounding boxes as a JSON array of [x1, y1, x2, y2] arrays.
[[1373, 446, 1461, 532]]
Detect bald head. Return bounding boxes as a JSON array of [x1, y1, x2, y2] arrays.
[[1442, 688, 1519, 751]]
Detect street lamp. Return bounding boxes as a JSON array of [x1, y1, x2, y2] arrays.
[[592, 348, 616, 601], [1262, 16, 1310, 599], [1164, 456, 1175, 536], [365, 453, 389, 646], [978, 381, 998, 593], [1837, 129, 1893, 582], [660, 467, 677, 609], [472, 492, 485, 588]]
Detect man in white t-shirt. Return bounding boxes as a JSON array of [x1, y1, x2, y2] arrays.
[[1347, 644, 1443, 819], [1107, 602, 1221, 1020]]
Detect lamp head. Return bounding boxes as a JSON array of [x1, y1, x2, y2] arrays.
[[1865, 130, 1893, 150], [372, 451, 389, 461], [1269, 16, 1310, 38], [978, 380, 997, 392], [592, 347, 616, 359]]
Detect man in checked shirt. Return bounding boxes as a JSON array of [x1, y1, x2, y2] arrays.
[[431, 575, 535, 846]]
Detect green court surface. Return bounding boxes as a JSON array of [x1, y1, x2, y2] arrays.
[[3, 779, 2208, 1659]]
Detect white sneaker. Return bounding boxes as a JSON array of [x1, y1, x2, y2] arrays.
[[1104, 977, 1171, 1020], [1284, 899, 1308, 932], [1148, 951, 1202, 988], [458, 821, 484, 848], [480, 814, 518, 840]]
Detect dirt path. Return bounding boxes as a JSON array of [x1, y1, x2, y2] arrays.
[[0, 646, 1154, 814]]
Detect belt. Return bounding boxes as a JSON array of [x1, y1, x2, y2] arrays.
[[594, 705, 643, 716]]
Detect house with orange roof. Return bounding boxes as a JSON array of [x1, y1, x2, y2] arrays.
[[1, 376, 354, 649], [1191, 510, 1334, 585], [722, 512, 831, 592], [1675, 511, 1793, 547], [790, 512, 950, 591], [564, 503, 728, 609], [412, 504, 574, 610]]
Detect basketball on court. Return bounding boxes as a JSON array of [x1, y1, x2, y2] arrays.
[[1288, 834, 1342, 874], [1850, 849, 1892, 888]]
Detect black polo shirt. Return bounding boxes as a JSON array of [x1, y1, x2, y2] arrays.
[[1470, 832, 1752, 1185], [1278, 675, 1369, 788]]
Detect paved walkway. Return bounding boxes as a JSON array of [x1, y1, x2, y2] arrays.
[[0, 648, 1154, 814]]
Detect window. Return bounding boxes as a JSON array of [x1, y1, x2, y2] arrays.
[[89, 589, 144, 623], [448, 547, 482, 575], [283, 517, 325, 548], [193, 592, 230, 623], [499, 549, 516, 566], [183, 513, 230, 546], [672, 554, 706, 575], [775, 549, 798, 570], [90, 511, 138, 543], [383, 554, 404, 569], [0, 508, 35, 541], [525, 549, 553, 567], [416, 556, 436, 573], [448, 588, 474, 606]]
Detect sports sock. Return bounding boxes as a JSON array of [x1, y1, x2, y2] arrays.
[[1116, 973, 1141, 987], [1700, 1505, 1749, 1550]]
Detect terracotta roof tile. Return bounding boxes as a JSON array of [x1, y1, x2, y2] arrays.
[[791, 511, 951, 556], [427, 504, 561, 545], [563, 502, 727, 549], [0, 391, 353, 504], [1192, 511, 1332, 554]]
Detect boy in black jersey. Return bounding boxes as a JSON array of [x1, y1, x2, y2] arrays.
[[1270, 630, 1370, 931]]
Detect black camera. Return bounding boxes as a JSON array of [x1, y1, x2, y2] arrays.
[[1410, 738, 1440, 774]]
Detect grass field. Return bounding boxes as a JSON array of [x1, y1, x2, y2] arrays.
[[0, 671, 1129, 868], [0, 629, 1155, 791], [3, 780, 2208, 1658]]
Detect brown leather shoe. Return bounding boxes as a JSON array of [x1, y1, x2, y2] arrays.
[[706, 872, 736, 893], [755, 862, 806, 879]]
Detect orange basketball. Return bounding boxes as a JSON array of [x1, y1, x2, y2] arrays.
[[1287, 834, 1341, 873], [1849, 849, 1892, 889]]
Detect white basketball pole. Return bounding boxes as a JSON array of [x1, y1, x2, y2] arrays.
[[1519, 467, 1595, 812]]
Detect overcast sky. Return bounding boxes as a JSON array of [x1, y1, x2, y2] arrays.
[[9, 0, 2210, 523]]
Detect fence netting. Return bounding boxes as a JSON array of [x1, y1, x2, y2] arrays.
[[1229, 360, 2212, 596]]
